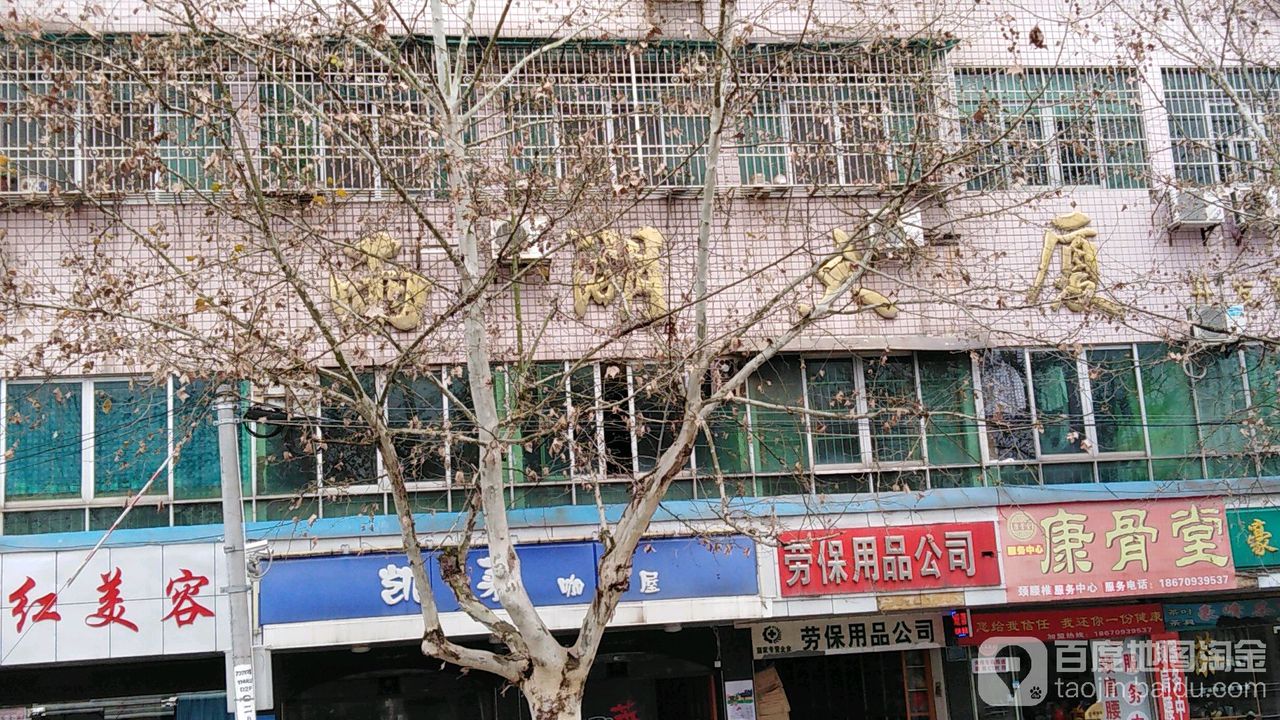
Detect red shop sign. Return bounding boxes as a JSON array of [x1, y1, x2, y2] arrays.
[[1000, 497, 1236, 604], [777, 522, 1001, 597], [961, 603, 1165, 645]]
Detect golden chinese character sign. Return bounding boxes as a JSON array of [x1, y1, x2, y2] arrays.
[[1000, 498, 1236, 603], [1227, 507, 1280, 569]]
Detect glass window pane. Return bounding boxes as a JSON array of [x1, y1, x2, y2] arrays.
[[929, 466, 983, 488], [864, 356, 922, 462], [987, 464, 1040, 486], [173, 503, 222, 526], [750, 358, 807, 473], [255, 398, 317, 496], [4, 509, 84, 535], [1138, 344, 1200, 457], [446, 367, 480, 483], [323, 494, 384, 518], [1042, 462, 1094, 485], [918, 352, 981, 465], [1031, 351, 1086, 454], [1087, 349, 1145, 453], [694, 360, 749, 475], [980, 351, 1034, 460], [569, 366, 598, 477], [258, 496, 318, 522], [89, 505, 168, 531], [600, 365, 634, 476], [1244, 346, 1280, 454], [173, 381, 221, 500], [1151, 457, 1203, 481], [633, 366, 685, 473], [511, 484, 573, 509], [94, 380, 167, 497], [387, 373, 447, 482], [518, 363, 571, 482], [5, 382, 82, 499], [1097, 460, 1150, 483], [1192, 350, 1248, 454], [321, 373, 378, 486], [805, 358, 860, 465]]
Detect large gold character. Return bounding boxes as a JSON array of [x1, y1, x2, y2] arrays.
[[799, 228, 898, 320], [572, 227, 668, 321], [329, 232, 432, 331], [1027, 212, 1123, 317]]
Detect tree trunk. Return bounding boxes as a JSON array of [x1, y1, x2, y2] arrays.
[[522, 669, 586, 720]]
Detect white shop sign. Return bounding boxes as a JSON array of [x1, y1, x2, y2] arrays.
[[972, 656, 1020, 674], [750, 614, 942, 659], [0, 543, 229, 665]]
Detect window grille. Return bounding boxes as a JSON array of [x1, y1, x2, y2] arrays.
[[736, 45, 935, 188], [500, 43, 712, 190], [955, 68, 1148, 190], [1162, 67, 1280, 186], [0, 41, 225, 196]]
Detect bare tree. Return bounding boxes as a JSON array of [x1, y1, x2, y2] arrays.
[[3, 0, 1280, 716]]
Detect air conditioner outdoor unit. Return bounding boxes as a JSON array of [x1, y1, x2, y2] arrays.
[[1188, 304, 1241, 344], [490, 215, 551, 263], [873, 208, 926, 251], [1166, 187, 1228, 230], [1238, 185, 1280, 230]]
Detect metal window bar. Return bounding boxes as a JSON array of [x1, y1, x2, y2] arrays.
[[736, 45, 933, 188], [1162, 67, 1279, 186], [955, 67, 1148, 190]]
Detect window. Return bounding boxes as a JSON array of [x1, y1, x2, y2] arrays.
[[1137, 344, 1199, 458], [1030, 351, 1086, 455], [632, 366, 685, 473], [1162, 68, 1280, 185], [1086, 348, 1145, 453], [955, 68, 1147, 190], [503, 44, 710, 189], [918, 352, 981, 465], [320, 373, 377, 487], [804, 358, 861, 465], [5, 382, 83, 500], [748, 358, 808, 473], [981, 350, 1035, 461], [864, 355, 923, 463], [0, 43, 223, 196], [258, 61, 322, 190], [738, 46, 930, 187], [253, 388, 318, 496], [2, 378, 224, 534], [1191, 350, 1249, 455]]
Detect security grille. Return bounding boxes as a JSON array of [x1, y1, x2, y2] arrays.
[[1162, 67, 1280, 186], [955, 67, 1148, 190], [736, 45, 936, 188]]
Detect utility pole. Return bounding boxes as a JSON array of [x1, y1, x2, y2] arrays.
[[216, 383, 256, 720]]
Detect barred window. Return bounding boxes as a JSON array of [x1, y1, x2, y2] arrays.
[[0, 42, 224, 196], [502, 44, 711, 189], [737, 46, 932, 188], [1162, 67, 1280, 186], [955, 68, 1148, 190]]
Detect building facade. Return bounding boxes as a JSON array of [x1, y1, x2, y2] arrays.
[[1, 0, 1280, 718]]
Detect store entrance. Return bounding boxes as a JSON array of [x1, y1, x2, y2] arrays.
[[763, 649, 937, 720]]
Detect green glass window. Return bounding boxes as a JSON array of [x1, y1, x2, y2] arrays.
[[387, 373, 447, 482], [1244, 346, 1280, 453], [1193, 350, 1248, 454], [981, 350, 1034, 460], [695, 361, 749, 475], [1097, 460, 1151, 483], [930, 466, 983, 489], [4, 508, 85, 535], [518, 363, 571, 482], [94, 380, 167, 496], [805, 358, 861, 465], [633, 367, 685, 473], [918, 352, 981, 465], [1031, 351, 1086, 455], [1138, 344, 1199, 457], [955, 68, 1148, 190], [1087, 349, 1145, 453], [255, 396, 317, 496], [173, 381, 221, 500], [600, 365, 634, 476], [5, 382, 82, 499], [446, 368, 480, 482], [749, 359, 808, 474], [1041, 462, 1094, 485], [321, 373, 378, 486], [89, 504, 167, 531], [864, 356, 922, 462], [173, 503, 222, 526]]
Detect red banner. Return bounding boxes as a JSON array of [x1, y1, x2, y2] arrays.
[[777, 522, 1001, 597], [1151, 632, 1190, 720], [961, 603, 1165, 645], [1000, 498, 1236, 603]]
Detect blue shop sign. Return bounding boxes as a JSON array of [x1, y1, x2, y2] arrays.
[[259, 535, 757, 625], [1163, 598, 1280, 631]]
